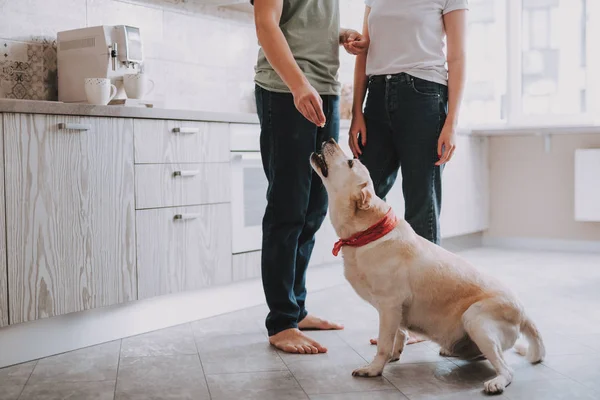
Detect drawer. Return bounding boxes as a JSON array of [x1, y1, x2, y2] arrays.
[[232, 251, 261, 282], [134, 119, 229, 164], [136, 204, 232, 299], [135, 163, 230, 209]]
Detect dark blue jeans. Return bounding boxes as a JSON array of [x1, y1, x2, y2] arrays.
[[359, 73, 448, 244], [255, 85, 340, 336]]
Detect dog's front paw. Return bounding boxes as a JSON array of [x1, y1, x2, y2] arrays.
[[483, 376, 509, 394], [352, 364, 383, 377]]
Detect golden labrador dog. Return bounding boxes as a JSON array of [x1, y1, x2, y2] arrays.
[[310, 138, 545, 394]]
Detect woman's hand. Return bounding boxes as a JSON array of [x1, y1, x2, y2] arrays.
[[292, 83, 326, 127], [341, 29, 369, 56], [435, 122, 457, 165], [349, 112, 367, 158]]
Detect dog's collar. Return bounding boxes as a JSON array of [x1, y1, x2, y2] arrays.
[[332, 207, 398, 256]]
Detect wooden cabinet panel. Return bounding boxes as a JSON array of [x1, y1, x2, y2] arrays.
[[136, 204, 232, 299], [3, 114, 136, 324], [134, 120, 229, 164], [0, 115, 7, 327], [134, 163, 230, 209]]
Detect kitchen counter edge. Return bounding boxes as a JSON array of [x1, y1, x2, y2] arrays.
[[0, 99, 260, 124]]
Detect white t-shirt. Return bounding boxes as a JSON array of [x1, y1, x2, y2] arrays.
[[364, 0, 468, 85]]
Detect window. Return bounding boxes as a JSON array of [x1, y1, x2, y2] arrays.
[[461, 0, 507, 125], [461, 0, 599, 127]]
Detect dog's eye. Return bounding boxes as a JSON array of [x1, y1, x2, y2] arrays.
[[348, 160, 354, 168]]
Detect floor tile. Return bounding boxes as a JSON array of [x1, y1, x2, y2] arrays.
[[406, 388, 509, 400], [206, 370, 307, 400], [0, 385, 23, 400], [506, 378, 598, 400], [542, 353, 600, 390], [196, 332, 287, 374], [309, 390, 408, 399], [289, 358, 395, 395], [115, 355, 209, 400], [18, 380, 116, 400], [191, 310, 264, 337], [383, 361, 484, 398], [573, 334, 600, 352], [449, 350, 565, 383], [0, 361, 36, 385], [120, 324, 197, 358], [29, 341, 120, 384]]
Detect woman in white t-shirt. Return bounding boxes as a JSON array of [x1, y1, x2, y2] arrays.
[[348, 0, 468, 345]]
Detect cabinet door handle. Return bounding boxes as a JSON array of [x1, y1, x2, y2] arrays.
[[58, 123, 91, 131], [174, 213, 201, 221], [173, 170, 200, 178], [172, 127, 200, 134]]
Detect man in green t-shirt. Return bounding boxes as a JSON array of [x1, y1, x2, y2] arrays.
[[252, 0, 368, 353]]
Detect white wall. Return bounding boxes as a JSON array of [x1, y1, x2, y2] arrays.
[[0, 0, 366, 113], [487, 133, 600, 242]]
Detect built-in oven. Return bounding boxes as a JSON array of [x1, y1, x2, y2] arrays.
[[230, 124, 268, 254]]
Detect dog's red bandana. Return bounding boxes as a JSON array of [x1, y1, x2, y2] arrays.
[[332, 208, 398, 256]]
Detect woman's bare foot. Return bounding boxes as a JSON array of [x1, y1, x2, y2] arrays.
[[370, 332, 426, 346], [298, 314, 344, 330], [269, 328, 328, 354]]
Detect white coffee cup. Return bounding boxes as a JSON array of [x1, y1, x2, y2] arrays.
[[124, 73, 155, 99], [84, 78, 117, 105]]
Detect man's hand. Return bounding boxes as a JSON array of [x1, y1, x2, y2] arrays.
[[436, 123, 457, 165], [340, 29, 369, 55], [292, 83, 326, 127]]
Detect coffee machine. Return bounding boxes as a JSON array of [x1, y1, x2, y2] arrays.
[[57, 25, 144, 103]]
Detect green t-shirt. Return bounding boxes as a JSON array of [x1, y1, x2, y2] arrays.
[[254, 0, 341, 96]]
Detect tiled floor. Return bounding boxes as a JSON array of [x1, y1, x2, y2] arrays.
[[1, 248, 600, 399]]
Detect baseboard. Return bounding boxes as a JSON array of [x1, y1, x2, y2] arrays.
[[441, 232, 484, 252], [0, 263, 345, 368], [482, 236, 600, 253]]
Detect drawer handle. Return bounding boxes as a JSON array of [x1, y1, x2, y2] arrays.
[[58, 123, 91, 131], [172, 127, 199, 134], [173, 170, 200, 178], [174, 213, 201, 221]]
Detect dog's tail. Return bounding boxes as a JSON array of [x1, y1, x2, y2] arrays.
[[515, 316, 545, 363]]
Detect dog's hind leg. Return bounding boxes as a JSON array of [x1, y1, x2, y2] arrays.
[[390, 329, 408, 362], [353, 307, 401, 377], [462, 300, 520, 394]]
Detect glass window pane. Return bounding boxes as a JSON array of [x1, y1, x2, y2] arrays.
[[521, 0, 587, 116], [461, 0, 507, 125]]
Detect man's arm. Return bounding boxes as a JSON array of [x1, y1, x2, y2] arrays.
[[254, 0, 325, 126]]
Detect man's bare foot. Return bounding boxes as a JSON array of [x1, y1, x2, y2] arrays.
[[269, 328, 328, 354], [370, 332, 426, 346], [298, 314, 344, 331]]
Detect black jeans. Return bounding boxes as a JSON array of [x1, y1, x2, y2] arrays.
[[255, 85, 340, 336], [359, 73, 448, 244]]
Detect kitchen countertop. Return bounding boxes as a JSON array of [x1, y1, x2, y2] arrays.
[[0, 99, 260, 124]]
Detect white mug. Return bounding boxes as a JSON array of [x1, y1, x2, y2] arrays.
[[84, 78, 117, 105], [124, 73, 155, 99]]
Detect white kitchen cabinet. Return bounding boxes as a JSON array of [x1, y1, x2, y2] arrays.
[[134, 163, 230, 209], [136, 203, 232, 299], [0, 115, 7, 328], [3, 114, 137, 324], [134, 119, 230, 164]]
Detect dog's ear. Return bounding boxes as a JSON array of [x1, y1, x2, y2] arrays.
[[356, 183, 372, 210]]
